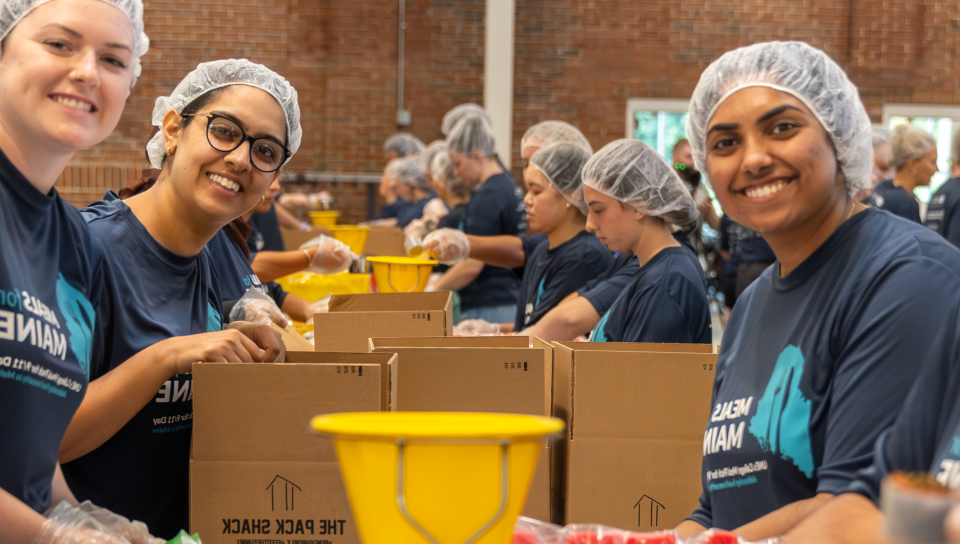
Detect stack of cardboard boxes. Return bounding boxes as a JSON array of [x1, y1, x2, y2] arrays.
[[190, 292, 718, 541]]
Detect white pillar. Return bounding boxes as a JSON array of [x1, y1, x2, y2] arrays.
[[484, 0, 515, 167]]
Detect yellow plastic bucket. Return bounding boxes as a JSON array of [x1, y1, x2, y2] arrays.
[[367, 256, 436, 293], [311, 412, 564, 544], [274, 271, 372, 301], [330, 226, 370, 254], [309, 210, 339, 227]]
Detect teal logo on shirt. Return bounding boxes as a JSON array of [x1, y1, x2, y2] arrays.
[[591, 311, 610, 342], [535, 277, 546, 309], [55, 274, 95, 378], [748, 345, 815, 478], [207, 302, 222, 332]]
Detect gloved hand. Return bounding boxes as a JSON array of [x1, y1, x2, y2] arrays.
[[423, 228, 469, 265], [34, 501, 163, 544], [300, 235, 356, 274], [453, 319, 501, 337], [228, 289, 286, 327], [308, 295, 332, 315], [421, 198, 449, 224], [403, 218, 427, 241]]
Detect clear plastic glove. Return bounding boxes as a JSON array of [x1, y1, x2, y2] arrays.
[[308, 295, 332, 315], [299, 235, 355, 274], [229, 289, 286, 327], [35, 501, 163, 544], [277, 193, 309, 213], [403, 219, 427, 241], [422, 228, 469, 265], [307, 191, 334, 210], [422, 198, 448, 224], [454, 319, 501, 337], [404, 234, 425, 258]]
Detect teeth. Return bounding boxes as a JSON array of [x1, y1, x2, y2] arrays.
[[209, 173, 240, 193], [54, 96, 92, 112], [745, 180, 787, 199]]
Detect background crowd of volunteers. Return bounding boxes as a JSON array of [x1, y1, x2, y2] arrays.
[[2, 1, 960, 543]]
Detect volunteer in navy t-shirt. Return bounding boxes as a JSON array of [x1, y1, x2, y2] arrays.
[[0, 149, 100, 514], [687, 208, 960, 530], [62, 192, 223, 538]]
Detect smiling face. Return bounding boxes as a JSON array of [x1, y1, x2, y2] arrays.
[[0, 0, 135, 156], [704, 86, 845, 236], [583, 185, 644, 254], [162, 85, 286, 225], [523, 166, 569, 235]]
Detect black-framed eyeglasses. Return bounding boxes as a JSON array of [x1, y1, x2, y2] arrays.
[[181, 113, 290, 173]]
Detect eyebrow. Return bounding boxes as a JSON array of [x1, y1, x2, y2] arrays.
[[209, 110, 286, 146], [41, 24, 132, 52], [708, 104, 805, 135]]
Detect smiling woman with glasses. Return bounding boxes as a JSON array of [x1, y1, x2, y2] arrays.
[[58, 59, 299, 538]]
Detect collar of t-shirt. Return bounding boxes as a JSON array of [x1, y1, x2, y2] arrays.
[[101, 191, 202, 272], [772, 207, 875, 293], [0, 145, 56, 213]]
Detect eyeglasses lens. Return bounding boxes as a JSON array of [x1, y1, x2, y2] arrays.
[[207, 117, 284, 172]]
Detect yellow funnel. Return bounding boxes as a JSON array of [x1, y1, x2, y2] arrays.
[[330, 226, 370, 254], [367, 256, 436, 293], [311, 412, 563, 544], [309, 210, 339, 227]]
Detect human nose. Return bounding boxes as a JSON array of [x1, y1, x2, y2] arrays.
[[70, 48, 100, 88], [224, 138, 253, 172], [739, 135, 773, 177], [585, 212, 598, 233], [523, 189, 534, 209]]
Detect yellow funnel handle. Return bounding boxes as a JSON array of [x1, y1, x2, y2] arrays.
[[395, 438, 510, 544], [386, 263, 422, 294]]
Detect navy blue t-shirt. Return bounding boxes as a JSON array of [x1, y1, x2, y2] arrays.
[[869, 179, 921, 223], [590, 246, 710, 344], [718, 215, 740, 277], [578, 253, 640, 316], [436, 203, 468, 231], [248, 204, 284, 251], [396, 197, 430, 229], [458, 172, 522, 310], [0, 149, 99, 513], [514, 231, 613, 331], [63, 192, 223, 538], [205, 229, 287, 316], [688, 208, 960, 530], [846, 302, 960, 502], [729, 221, 775, 263], [376, 199, 411, 220], [924, 177, 960, 249]]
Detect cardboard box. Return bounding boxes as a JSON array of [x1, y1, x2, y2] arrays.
[[552, 342, 717, 531], [369, 337, 554, 522], [361, 226, 405, 256], [313, 293, 453, 353], [280, 225, 332, 252], [191, 352, 387, 544]]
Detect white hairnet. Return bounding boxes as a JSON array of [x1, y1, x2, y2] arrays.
[[418, 140, 447, 175], [441, 103, 492, 136], [430, 150, 470, 199], [0, 0, 149, 85], [686, 41, 872, 196], [389, 157, 429, 191], [446, 114, 496, 158], [521, 121, 593, 154], [383, 132, 425, 157], [582, 139, 698, 229], [530, 142, 592, 215], [146, 59, 302, 169]]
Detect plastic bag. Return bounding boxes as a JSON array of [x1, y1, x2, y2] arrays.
[[454, 318, 501, 337], [422, 228, 470, 265], [228, 288, 286, 327], [299, 235, 355, 275], [35, 500, 164, 544]]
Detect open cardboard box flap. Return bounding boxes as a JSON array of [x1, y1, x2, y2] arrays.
[[368, 335, 530, 350]]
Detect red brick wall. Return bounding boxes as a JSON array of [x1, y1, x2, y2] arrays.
[[59, 0, 960, 222]]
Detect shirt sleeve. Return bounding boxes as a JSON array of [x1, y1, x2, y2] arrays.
[[464, 190, 504, 237], [524, 244, 612, 329], [619, 285, 697, 343], [815, 255, 960, 494], [580, 267, 636, 315], [264, 281, 289, 308], [844, 312, 960, 503]]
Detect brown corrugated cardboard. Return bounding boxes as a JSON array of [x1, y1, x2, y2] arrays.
[[270, 323, 315, 352], [552, 342, 716, 531], [280, 225, 332, 252], [191, 353, 383, 544], [313, 293, 453, 353], [361, 226, 405, 256], [368, 336, 530, 349], [369, 339, 553, 522]]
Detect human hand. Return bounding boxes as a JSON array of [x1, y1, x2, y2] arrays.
[[453, 319, 501, 336], [226, 322, 285, 363], [423, 228, 469, 264], [300, 235, 355, 274], [228, 289, 286, 327]]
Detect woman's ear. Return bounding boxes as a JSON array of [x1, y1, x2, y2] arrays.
[[161, 110, 184, 159]]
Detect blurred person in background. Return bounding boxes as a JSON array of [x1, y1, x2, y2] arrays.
[[375, 132, 424, 220], [924, 127, 960, 247], [867, 123, 937, 223], [853, 126, 893, 202]]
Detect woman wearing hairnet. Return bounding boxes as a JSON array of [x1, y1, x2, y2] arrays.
[[579, 139, 711, 344], [0, 0, 161, 542], [867, 123, 937, 223], [432, 114, 522, 323], [453, 142, 612, 335], [675, 42, 960, 541], [56, 60, 304, 538]]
